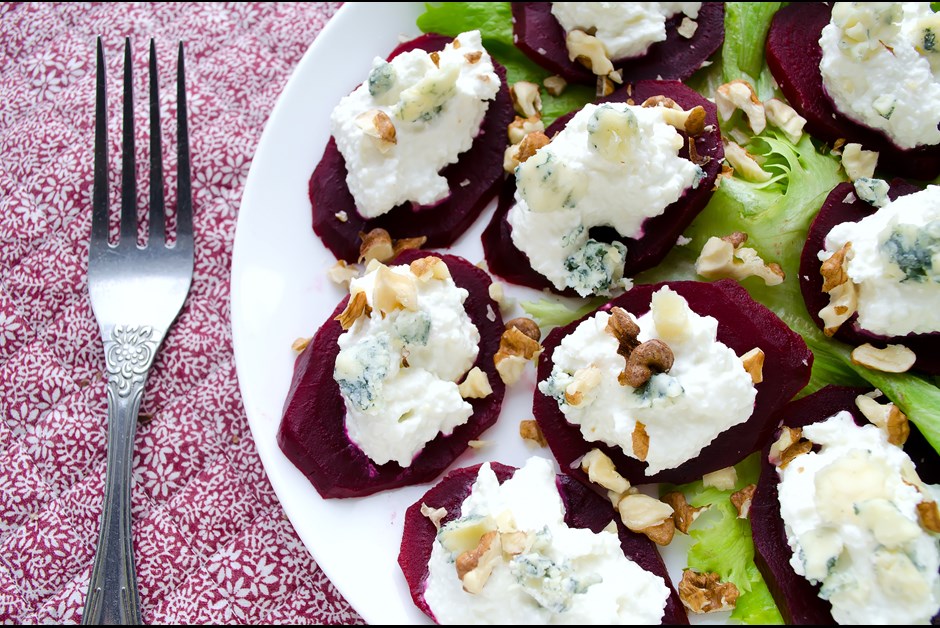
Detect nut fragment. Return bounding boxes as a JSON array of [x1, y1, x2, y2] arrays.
[[564, 365, 602, 406], [679, 570, 740, 614], [765, 98, 807, 144], [851, 343, 917, 373], [510, 81, 542, 118], [456, 530, 502, 594], [695, 234, 785, 286], [820, 242, 852, 292], [372, 264, 418, 313], [519, 419, 548, 447], [458, 366, 493, 399], [769, 426, 812, 469], [566, 30, 615, 76], [543, 74, 567, 97], [702, 467, 737, 491], [730, 484, 756, 518], [715, 80, 766, 134], [354, 109, 397, 153], [516, 131, 550, 164], [723, 141, 772, 182], [581, 448, 631, 495], [358, 228, 395, 264], [596, 74, 616, 98], [620, 340, 674, 388], [420, 503, 448, 531], [618, 493, 675, 545], [505, 317, 541, 342], [841, 143, 879, 181], [503, 143, 522, 173], [819, 272, 858, 336], [334, 290, 372, 330], [677, 16, 698, 38], [740, 347, 765, 385], [327, 259, 360, 287], [392, 235, 428, 258], [606, 307, 641, 359], [855, 394, 910, 446], [291, 336, 311, 353], [661, 492, 706, 534], [494, 326, 542, 385], [642, 97, 707, 136], [917, 500, 940, 533], [640, 518, 676, 546], [632, 422, 650, 462], [409, 256, 451, 282], [507, 114, 545, 144], [464, 51, 482, 64]]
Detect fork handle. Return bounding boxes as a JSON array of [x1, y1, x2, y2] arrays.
[[84, 325, 160, 625]]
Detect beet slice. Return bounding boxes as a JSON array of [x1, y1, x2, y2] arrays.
[[751, 385, 940, 624], [534, 279, 812, 485], [310, 34, 514, 263], [799, 180, 940, 374], [398, 461, 688, 624], [766, 3, 940, 180], [482, 80, 723, 294], [513, 2, 724, 84], [276, 251, 506, 498]]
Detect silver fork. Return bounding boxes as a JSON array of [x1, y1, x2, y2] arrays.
[[84, 37, 194, 625]]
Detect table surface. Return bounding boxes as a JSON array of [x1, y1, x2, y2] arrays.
[[0, 2, 363, 623]]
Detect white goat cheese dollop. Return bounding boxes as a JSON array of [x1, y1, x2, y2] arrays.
[[819, 2, 940, 149], [334, 261, 480, 467], [539, 287, 757, 475], [551, 2, 702, 60], [424, 457, 670, 624], [508, 103, 700, 296], [821, 184, 940, 336], [330, 30, 500, 218], [777, 412, 940, 625]]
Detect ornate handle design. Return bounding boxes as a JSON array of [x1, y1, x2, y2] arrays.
[[83, 325, 160, 625]]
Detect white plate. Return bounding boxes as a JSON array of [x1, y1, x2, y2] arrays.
[[231, 3, 720, 624]]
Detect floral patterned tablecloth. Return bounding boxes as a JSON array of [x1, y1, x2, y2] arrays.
[[0, 2, 363, 623]]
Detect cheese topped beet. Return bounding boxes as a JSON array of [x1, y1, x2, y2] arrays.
[[482, 80, 722, 295], [766, 2, 940, 180], [512, 2, 724, 84], [534, 280, 812, 485], [311, 33, 514, 262], [277, 251, 505, 498], [399, 458, 688, 624], [799, 180, 940, 375], [751, 386, 940, 625]]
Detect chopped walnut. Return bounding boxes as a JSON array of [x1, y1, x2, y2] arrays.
[[581, 448, 631, 495], [740, 347, 765, 385], [543, 74, 567, 97], [565, 30, 614, 76], [458, 367, 493, 399], [820, 281, 859, 336], [494, 325, 542, 385], [519, 419, 548, 447], [392, 236, 428, 258], [618, 493, 676, 545], [327, 259, 360, 287], [464, 51, 482, 64], [596, 74, 616, 97], [429, 51, 440, 67], [765, 98, 806, 144], [695, 233, 785, 286], [456, 531, 502, 594], [503, 143, 522, 173], [510, 81, 542, 118], [769, 426, 812, 469], [291, 336, 311, 353], [507, 114, 545, 145], [679, 570, 740, 614], [851, 343, 917, 374], [855, 394, 910, 446], [642, 96, 707, 136], [731, 484, 756, 518], [632, 422, 650, 462], [677, 16, 698, 38], [723, 141, 772, 182], [702, 467, 737, 491], [334, 291, 372, 330], [715, 80, 766, 134], [564, 365, 602, 406], [420, 503, 448, 531], [820, 242, 852, 292], [358, 228, 394, 264], [661, 491, 706, 534], [409, 256, 451, 282], [354, 109, 397, 153], [841, 143, 879, 181], [516, 131, 551, 163], [917, 500, 940, 533], [372, 264, 418, 314]]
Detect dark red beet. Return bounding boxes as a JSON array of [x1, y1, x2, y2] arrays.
[[276, 251, 506, 498], [534, 280, 812, 485], [751, 385, 940, 624], [310, 34, 514, 262], [766, 3, 940, 180], [799, 180, 940, 374], [513, 2, 724, 84], [482, 80, 723, 294], [398, 461, 688, 624]]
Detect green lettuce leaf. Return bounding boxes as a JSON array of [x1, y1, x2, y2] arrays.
[[521, 296, 607, 331], [664, 454, 784, 625], [416, 2, 593, 124]]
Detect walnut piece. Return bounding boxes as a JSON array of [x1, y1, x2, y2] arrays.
[[723, 141, 772, 182], [510, 81, 542, 118], [565, 30, 614, 76], [543, 74, 567, 97], [768, 426, 812, 469], [564, 365, 602, 406], [409, 256, 451, 282], [581, 448, 631, 495], [358, 228, 394, 264], [851, 343, 917, 373], [632, 422, 650, 462], [494, 325, 542, 385], [618, 493, 676, 545], [456, 531, 502, 594], [679, 570, 740, 614], [354, 109, 397, 153], [507, 114, 545, 145], [841, 143, 879, 181], [458, 367, 493, 399], [420, 503, 448, 531], [677, 16, 698, 38], [820, 242, 852, 292], [334, 290, 372, 330], [642, 96, 707, 136], [516, 130, 551, 164], [855, 394, 910, 446], [327, 259, 360, 287], [715, 80, 766, 134], [764, 98, 806, 144], [740, 347, 765, 385], [917, 500, 940, 533], [695, 233, 785, 286], [291, 336, 311, 353], [731, 484, 756, 519], [372, 264, 418, 314], [519, 419, 548, 447], [661, 491, 706, 534], [702, 467, 737, 491]]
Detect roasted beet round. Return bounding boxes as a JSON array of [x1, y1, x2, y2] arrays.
[[512, 2, 725, 84], [398, 461, 689, 624], [751, 385, 940, 624], [482, 80, 723, 294], [766, 3, 940, 180], [276, 251, 505, 498], [799, 180, 940, 375], [310, 34, 514, 263], [534, 279, 812, 485]]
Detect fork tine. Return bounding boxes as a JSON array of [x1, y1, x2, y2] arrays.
[[91, 37, 110, 245], [148, 39, 165, 246], [120, 37, 137, 243], [176, 42, 193, 245]]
